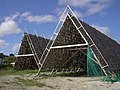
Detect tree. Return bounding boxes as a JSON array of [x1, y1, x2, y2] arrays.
[[9, 53, 14, 57], [0, 53, 8, 58], [4, 56, 15, 64]]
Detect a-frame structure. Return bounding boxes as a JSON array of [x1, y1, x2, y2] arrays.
[[14, 32, 49, 70], [37, 6, 120, 76]]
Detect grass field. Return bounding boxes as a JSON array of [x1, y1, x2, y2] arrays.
[[0, 65, 120, 90], [0, 69, 38, 77]]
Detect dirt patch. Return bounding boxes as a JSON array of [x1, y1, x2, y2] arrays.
[[0, 74, 120, 90]]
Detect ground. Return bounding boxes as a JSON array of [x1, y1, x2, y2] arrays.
[[0, 70, 120, 90]]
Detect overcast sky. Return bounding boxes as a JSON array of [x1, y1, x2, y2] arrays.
[[0, 0, 120, 55]]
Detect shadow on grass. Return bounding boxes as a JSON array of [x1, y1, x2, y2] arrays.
[[15, 77, 54, 88], [0, 86, 4, 89], [15, 77, 45, 87]]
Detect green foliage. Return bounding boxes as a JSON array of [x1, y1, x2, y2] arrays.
[[0, 64, 12, 70], [4, 56, 15, 64], [9, 53, 14, 56], [0, 53, 7, 58]]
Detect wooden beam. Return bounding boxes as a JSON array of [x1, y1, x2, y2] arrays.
[[15, 54, 34, 57], [50, 43, 88, 49]]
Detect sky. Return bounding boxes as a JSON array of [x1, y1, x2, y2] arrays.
[[0, 0, 120, 55]]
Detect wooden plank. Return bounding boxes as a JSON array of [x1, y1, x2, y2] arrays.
[[15, 54, 34, 57]]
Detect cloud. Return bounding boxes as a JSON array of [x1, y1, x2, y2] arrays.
[[20, 12, 56, 23], [0, 51, 3, 53], [26, 15, 56, 23], [3, 12, 56, 24], [59, 0, 112, 15], [4, 12, 20, 21], [21, 12, 30, 17], [59, 0, 111, 8], [0, 39, 8, 47], [73, 10, 83, 18], [12, 43, 21, 51], [91, 24, 111, 36], [53, 7, 84, 20], [59, 0, 94, 7], [0, 20, 22, 37], [53, 7, 65, 16], [86, 0, 111, 15]]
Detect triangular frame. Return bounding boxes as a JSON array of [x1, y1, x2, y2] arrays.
[[37, 5, 108, 76], [16, 30, 41, 69]]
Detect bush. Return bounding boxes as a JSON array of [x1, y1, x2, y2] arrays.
[[4, 56, 15, 64], [0, 64, 12, 70]]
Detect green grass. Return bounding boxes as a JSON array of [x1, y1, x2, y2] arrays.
[[0, 64, 12, 70], [15, 77, 45, 87], [0, 69, 38, 77], [39, 71, 86, 78], [0, 86, 4, 88], [15, 77, 54, 88], [0, 63, 38, 77], [0, 67, 86, 78], [67, 79, 73, 81]]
